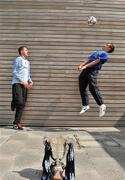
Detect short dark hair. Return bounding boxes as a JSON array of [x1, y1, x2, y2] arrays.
[[18, 46, 27, 55], [108, 43, 115, 53]]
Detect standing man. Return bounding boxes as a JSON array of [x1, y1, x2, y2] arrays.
[[11, 46, 33, 130], [78, 43, 115, 117]]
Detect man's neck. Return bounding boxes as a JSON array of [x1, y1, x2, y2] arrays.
[[21, 55, 27, 60]]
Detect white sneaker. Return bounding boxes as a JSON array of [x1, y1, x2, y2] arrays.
[[99, 104, 106, 117], [80, 105, 90, 114]]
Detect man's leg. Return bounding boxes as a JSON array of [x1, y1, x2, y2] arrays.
[[23, 86, 28, 105], [89, 72, 103, 105], [79, 70, 90, 114], [79, 70, 89, 106], [12, 84, 25, 128], [14, 106, 23, 125], [89, 72, 106, 117], [11, 85, 16, 111]]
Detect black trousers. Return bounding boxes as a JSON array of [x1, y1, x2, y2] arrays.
[[11, 83, 27, 124], [79, 68, 103, 106]]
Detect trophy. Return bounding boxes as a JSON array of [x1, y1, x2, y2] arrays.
[[41, 136, 75, 180]]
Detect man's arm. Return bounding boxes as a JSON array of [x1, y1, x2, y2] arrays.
[[81, 59, 100, 70], [27, 62, 33, 89], [13, 58, 22, 81], [27, 77, 33, 89], [78, 59, 88, 70]]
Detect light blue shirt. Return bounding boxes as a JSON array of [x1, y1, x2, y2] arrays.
[[12, 56, 32, 85]]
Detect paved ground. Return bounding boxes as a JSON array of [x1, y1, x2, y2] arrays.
[[1, 127, 125, 180]]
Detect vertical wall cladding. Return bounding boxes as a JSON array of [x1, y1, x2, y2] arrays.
[[0, 0, 125, 126]]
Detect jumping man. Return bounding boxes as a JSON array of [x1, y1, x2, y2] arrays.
[[78, 43, 115, 117]]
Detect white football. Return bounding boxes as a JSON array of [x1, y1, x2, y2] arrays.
[[88, 16, 97, 25]]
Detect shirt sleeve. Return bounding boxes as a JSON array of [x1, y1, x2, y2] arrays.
[[12, 57, 23, 81], [28, 62, 33, 84], [98, 51, 109, 60]]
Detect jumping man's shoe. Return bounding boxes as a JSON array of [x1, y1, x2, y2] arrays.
[[99, 104, 106, 117], [80, 105, 90, 114]]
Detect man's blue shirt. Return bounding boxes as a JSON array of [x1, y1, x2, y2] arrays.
[[12, 56, 32, 84], [88, 50, 109, 70]]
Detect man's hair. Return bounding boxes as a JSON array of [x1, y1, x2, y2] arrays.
[[108, 43, 115, 53], [18, 46, 27, 55]]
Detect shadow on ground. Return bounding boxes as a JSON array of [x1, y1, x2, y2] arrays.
[[13, 169, 42, 180]]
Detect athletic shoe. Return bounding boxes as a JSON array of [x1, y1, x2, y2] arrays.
[[13, 124, 18, 130], [99, 104, 106, 117], [80, 105, 90, 114]]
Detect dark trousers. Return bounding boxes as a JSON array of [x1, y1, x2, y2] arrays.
[[79, 69, 103, 106], [11, 83, 27, 124]]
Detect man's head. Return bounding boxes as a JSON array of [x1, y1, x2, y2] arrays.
[[18, 46, 28, 58], [103, 43, 115, 53]]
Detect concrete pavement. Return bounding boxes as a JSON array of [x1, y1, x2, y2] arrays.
[[1, 127, 125, 180]]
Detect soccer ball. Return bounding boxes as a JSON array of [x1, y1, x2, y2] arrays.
[[88, 16, 97, 25]]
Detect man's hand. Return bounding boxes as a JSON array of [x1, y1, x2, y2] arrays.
[[78, 59, 88, 71], [78, 65, 87, 71], [20, 81, 33, 89], [27, 82, 33, 90], [78, 65, 83, 71], [81, 65, 87, 70], [21, 80, 29, 88]]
